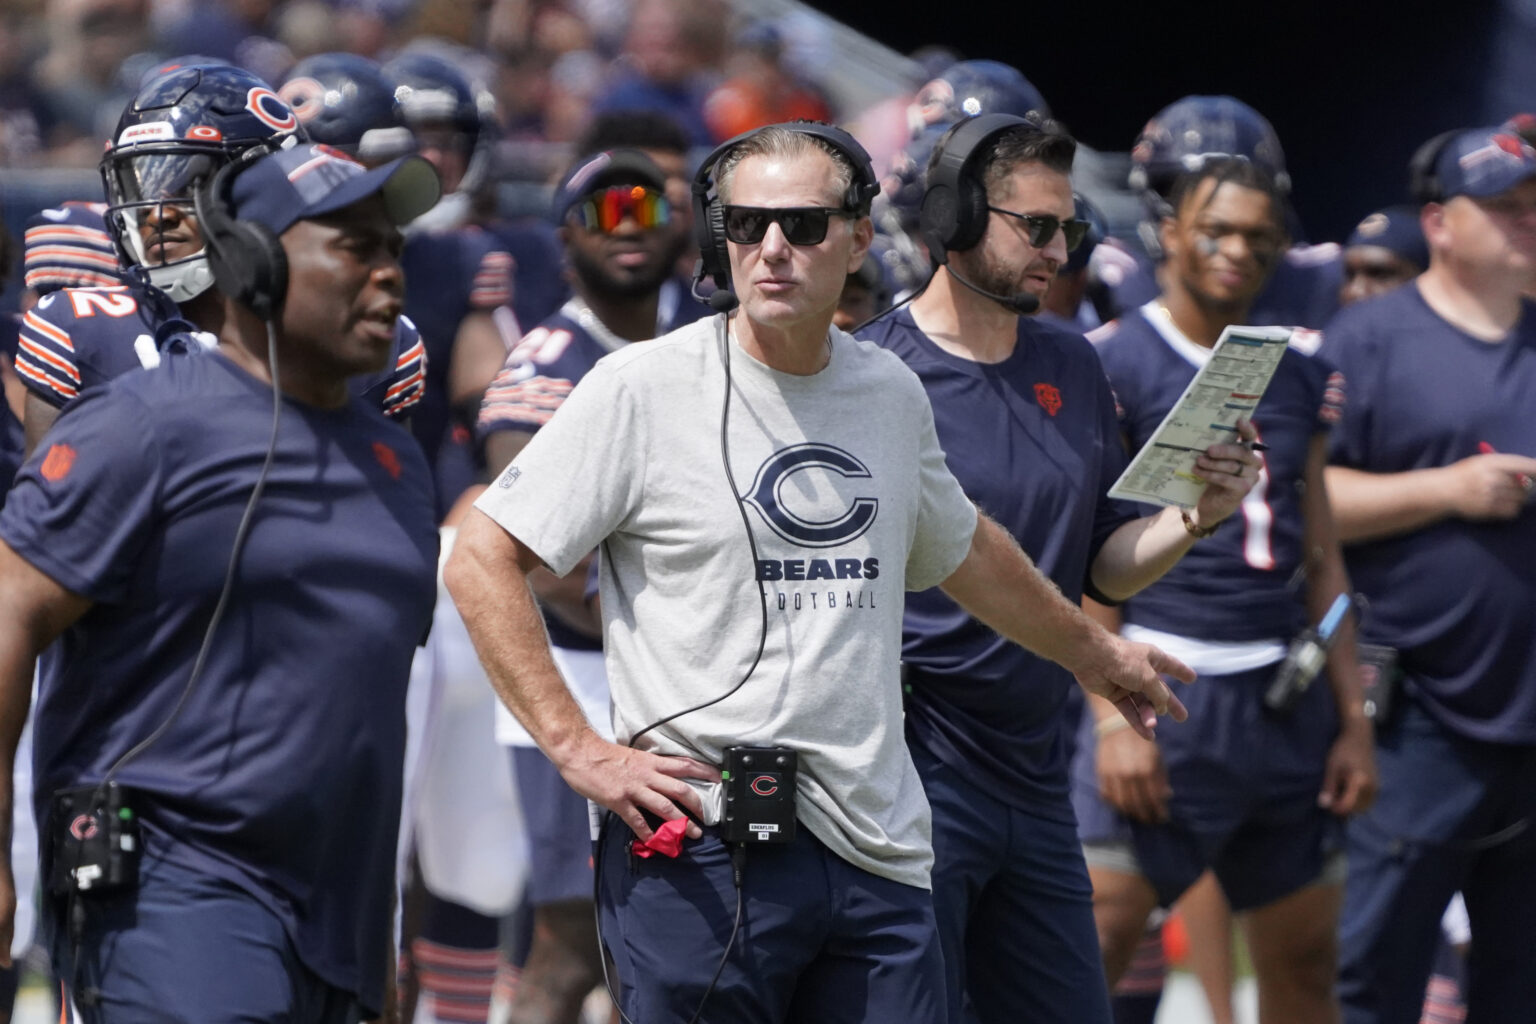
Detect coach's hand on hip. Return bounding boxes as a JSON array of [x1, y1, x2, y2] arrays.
[[556, 732, 719, 843]]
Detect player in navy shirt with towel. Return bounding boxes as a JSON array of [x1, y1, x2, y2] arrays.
[[0, 142, 442, 1022], [863, 114, 1260, 1024], [1322, 126, 1536, 1024]]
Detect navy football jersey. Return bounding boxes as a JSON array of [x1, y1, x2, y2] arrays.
[[400, 226, 513, 487], [1320, 284, 1536, 743], [0, 351, 438, 1011], [864, 309, 1138, 813], [1093, 303, 1339, 642], [479, 298, 641, 652], [16, 285, 425, 418], [483, 216, 569, 331], [1105, 241, 1343, 330]]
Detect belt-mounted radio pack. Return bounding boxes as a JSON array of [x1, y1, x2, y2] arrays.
[[720, 746, 797, 844], [47, 782, 142, 896]]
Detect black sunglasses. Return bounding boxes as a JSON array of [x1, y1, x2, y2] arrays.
[[985, 206, 1090, 252], [721, 205, 852, 245]]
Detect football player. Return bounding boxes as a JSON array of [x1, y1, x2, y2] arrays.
[[478, 147, 680, 1024], [15, 63, 425, 457], [383, 51, 517, 519], [1075, 157, 1376, 1024], [1110, 95, 1343, 330]]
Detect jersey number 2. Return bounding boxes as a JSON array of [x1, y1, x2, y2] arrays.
[[67, 291, 138, 319]]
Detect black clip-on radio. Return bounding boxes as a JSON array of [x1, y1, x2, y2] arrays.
[[720, 746, 797, 844]]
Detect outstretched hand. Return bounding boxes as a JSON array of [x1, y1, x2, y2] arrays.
[[1072, 633, 1193, 740]]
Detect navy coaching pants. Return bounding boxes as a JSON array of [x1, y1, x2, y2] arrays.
[[596, 814, 946, 1024], [915, 741, 1113, 1024], [48, 852, 362, 1024], [1338, 693, 1536, 1024]]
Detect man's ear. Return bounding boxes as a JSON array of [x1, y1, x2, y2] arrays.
[[1158, 215, 1179, 261], [1419, 202, 1448, 254], [847, 215, 874, 273]]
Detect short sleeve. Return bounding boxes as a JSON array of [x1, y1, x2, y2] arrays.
[[1087, 372, 1140, 598], [377, 317, 427, 419], [904, 385, 978, 591], [1316, 316, 1375, 468], [16, 304, 83, 406], [474, 360, 644, 576], [0, 385, 163, 601]]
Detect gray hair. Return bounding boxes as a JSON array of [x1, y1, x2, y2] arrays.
[[715, 126, 857, 209]]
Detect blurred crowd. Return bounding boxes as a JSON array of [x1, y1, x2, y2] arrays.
[[0, 0, 854, 174]]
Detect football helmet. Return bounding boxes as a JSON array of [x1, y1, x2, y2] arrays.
[[279, 53, 415, 164], [1128, 95, 1290, 199], [385, 49, 497, 216], [906, 60, 1050, 139], [100, 62, 306, 303]]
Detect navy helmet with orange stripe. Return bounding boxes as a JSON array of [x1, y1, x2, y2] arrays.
[[100, 62, 308, 303]]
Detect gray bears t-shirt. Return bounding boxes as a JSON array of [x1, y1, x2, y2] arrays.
[[475, 314, 977, 888]]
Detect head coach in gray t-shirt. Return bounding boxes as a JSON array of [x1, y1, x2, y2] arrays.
[[447, 121, 1194, 1024]]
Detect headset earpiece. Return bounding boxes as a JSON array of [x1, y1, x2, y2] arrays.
[[919, 113, 1037, 260], [1408, 130, 1461, 205], [690, 122, 879, 302], [192, 146, 289, 320]]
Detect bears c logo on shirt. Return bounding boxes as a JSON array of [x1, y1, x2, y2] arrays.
[[40, 444, 76, 482], [745, 443, 878, 548], [1034, 383, 1063, 417], [373, 441, 402, 480]]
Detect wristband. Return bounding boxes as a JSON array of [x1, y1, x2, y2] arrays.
[[1094, 716, 1133, 740], [1181, 510, 1219, 539]]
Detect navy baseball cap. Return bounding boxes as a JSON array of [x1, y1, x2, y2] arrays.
[[553, 149, 667, 223], [229, 143, 441, 236], [1345, 206, 1429, 270], [1432, 127, 1536, 200]]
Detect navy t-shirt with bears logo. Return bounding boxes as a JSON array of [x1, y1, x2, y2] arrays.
[[0, 349, 438, 1014]]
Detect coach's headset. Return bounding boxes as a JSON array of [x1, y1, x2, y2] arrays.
[[1407, 129, 1466, 205], [917, 111, 1046, 315], [690, 120, 880, 312], [191, 143, 291, 320]]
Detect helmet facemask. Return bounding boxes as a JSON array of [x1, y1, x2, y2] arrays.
[[101, 142, 226, 302]]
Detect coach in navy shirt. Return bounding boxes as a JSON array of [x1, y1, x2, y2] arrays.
[[1322, 127, 1536, 1024], [862, 114, 1259, 1024], [0, 143, 441, 1022]]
